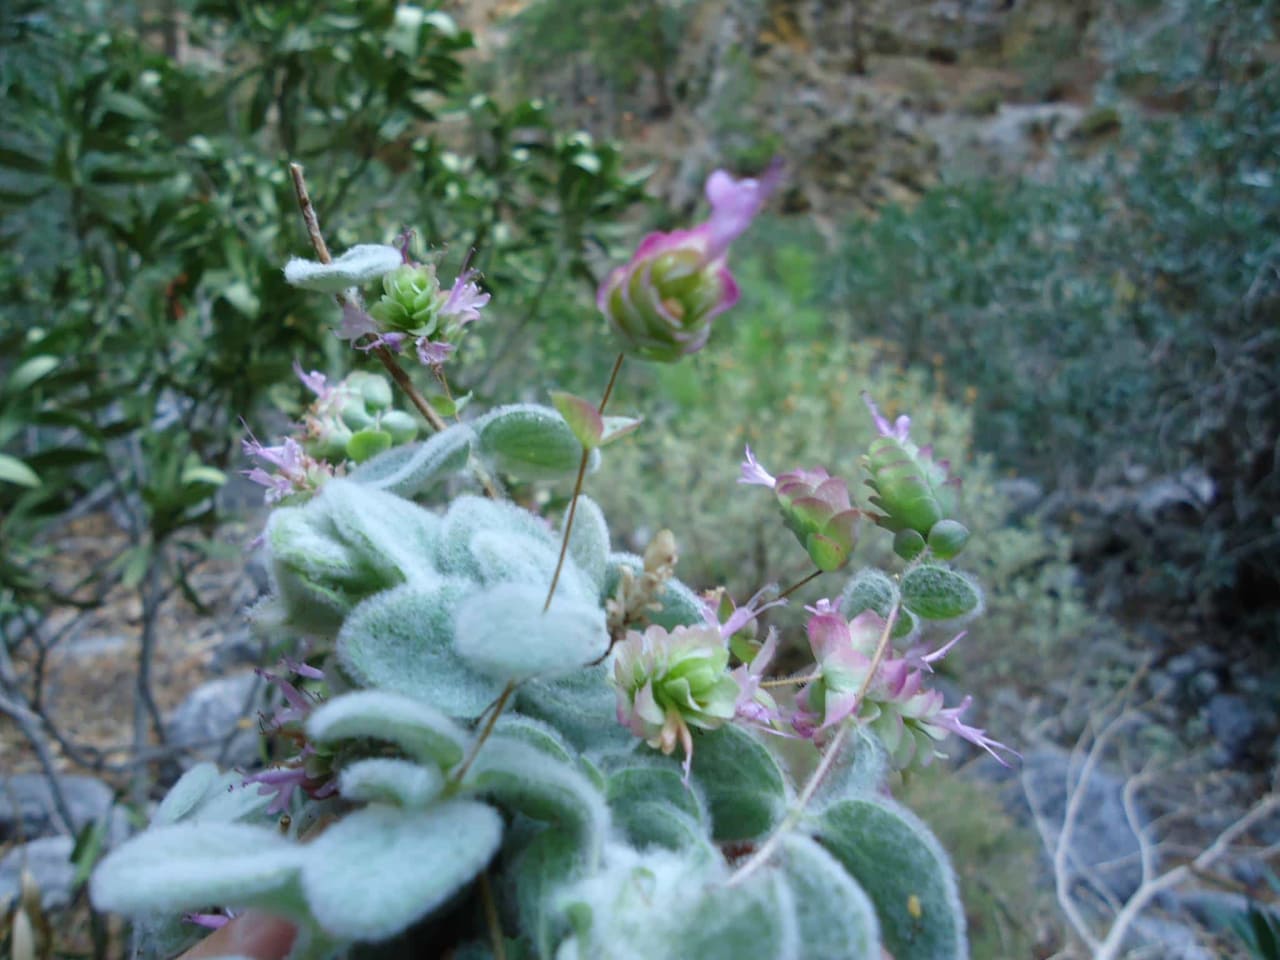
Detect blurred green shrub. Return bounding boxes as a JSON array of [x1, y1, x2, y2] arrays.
[[0, 0, 643, 622], [824, 0, 1279, 633], [497, 0, 694, 118]]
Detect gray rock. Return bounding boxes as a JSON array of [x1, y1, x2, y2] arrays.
[[208, 626, 263, 674], [1017, 745, 1146, 901], [1206, 693, 1257, 763], [166, 671, 267, 770], [0, 836, 76, 912], [0, 774, 114, 843]]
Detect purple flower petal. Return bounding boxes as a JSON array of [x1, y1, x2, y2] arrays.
[[738, 445, 776, 487]]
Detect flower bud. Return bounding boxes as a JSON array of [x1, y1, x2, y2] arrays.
[[369, 264, 448, 334], [599, 162, 781, 363], [862, 394, 960, 540]]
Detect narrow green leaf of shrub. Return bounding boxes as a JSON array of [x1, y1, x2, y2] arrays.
[[455, 582, 608, 682], [90, 823, 303, 918], [776, 834, 880, 960], [337, 580, 503, 719], [464, 734, 609, 851], [302, 801, 502, 941], [688, 725, 788, 842], [0, 453, 40, 488], [283, 244, 403, 293], [599, 416, 643, 446], [347, 424, 475, 497], [180, 463, 227, 488], [7, 355, 59, 392], [474, 403, 595, 481], [817, 796, 966, 960], [900, 564, 981, 621], [306, 689, 470, 770], [338, 758, 444, 808]]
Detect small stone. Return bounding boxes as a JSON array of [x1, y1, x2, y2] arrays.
[[1206, 693, 1256, 763], [0, 774, 114, 843], [166, 671, 266, 770], [0, 836, 76, 912]]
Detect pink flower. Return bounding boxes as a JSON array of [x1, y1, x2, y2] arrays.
[[599, 161, 783, 362]]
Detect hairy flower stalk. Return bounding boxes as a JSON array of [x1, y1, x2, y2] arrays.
[[600, 161, 782, 361]]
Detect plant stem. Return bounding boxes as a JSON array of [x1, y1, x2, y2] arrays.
[[479, 869, 507, 960], [759, 671, 819, 689], [451, 680, 517, 785], [543, 352, 625, 611], [728, 602, 900, 887], [777, 568, 822, 602]]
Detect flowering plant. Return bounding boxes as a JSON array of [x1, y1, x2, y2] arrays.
[[90, 161, 1010, 960]]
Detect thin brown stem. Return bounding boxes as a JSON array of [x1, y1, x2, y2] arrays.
[[598, 352, 625, 412], [374, 345, 450, 435], [544, 450, 591, 612], [288, 162, 332, 263], [543, 353, 627, 611], [759, 671, 819, 689], [729, 603, 900, 887], [777, 568, 822, 602], [451, 680, 517, 784], [479, 870, 507, 960]]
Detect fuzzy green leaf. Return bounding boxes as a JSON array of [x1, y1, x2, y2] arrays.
[[688, 725, 788, 842], [347, 424, 475, 497], [90, 823, 302, 918], [306, 689, 470, 770], [475, 403, 596, 481], [454, 582, 608, 682], [302, 801, 502, 941], [817, 796, 966, 960], [337, 580, 504, 719], [776, 834, 880, 960], [283, 244, 403, 293], [900, 564, 981, 621], [338, 758, 445, 808]]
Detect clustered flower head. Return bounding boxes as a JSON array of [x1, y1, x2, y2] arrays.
[[612, 589, 784, 779], [242, 434, 336, 505], [861, 394, 967, 560], [793, 600, 1012, 771], [739, 447, 861, 572], [600, 160, 782, 362], [338, 240, 489, 368], [243, 658, 337, 814]]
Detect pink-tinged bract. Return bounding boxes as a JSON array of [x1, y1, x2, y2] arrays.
[[599, 162, 781, 362]]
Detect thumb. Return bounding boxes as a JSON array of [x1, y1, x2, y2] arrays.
[[180, 911, 297, 960]]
